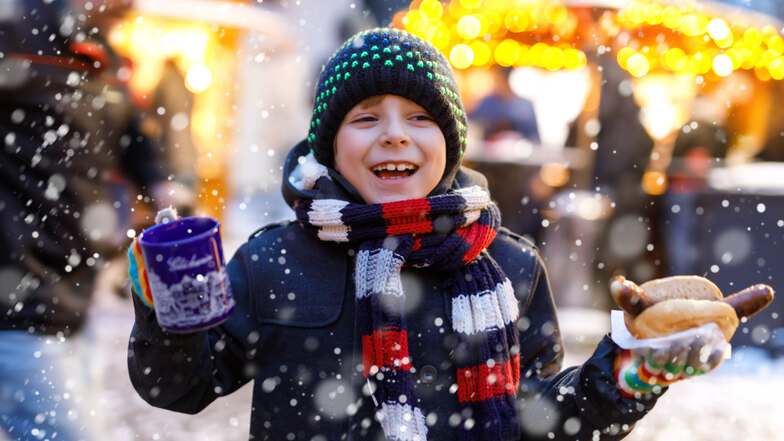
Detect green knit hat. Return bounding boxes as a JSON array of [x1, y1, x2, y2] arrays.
[[307, 27, 468, 175]]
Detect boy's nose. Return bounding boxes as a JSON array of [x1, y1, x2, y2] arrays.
[[381, 118, 410, 147]]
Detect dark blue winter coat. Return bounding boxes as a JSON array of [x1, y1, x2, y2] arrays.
[[128, 137, 664, 439], [127, 219, 662, 440]]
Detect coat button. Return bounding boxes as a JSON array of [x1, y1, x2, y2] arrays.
[[420, 365, 437, 384]]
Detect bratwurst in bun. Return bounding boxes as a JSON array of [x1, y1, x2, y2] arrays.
[[611, 275, 774, 341]]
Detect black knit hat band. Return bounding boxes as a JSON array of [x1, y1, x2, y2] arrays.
[[307, 28, 467, 173]]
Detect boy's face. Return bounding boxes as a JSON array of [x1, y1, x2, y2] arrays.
[[334, 95, 446, 204]]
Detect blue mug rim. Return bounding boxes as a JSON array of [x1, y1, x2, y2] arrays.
[[138, 216, 220, 248]]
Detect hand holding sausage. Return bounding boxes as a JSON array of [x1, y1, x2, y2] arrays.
[[610, 275, 774, 341], [609, 275, 771, 395]]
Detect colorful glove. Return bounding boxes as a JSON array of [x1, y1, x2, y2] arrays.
[[127, 207, 180, 308], [128, 237, 154, 307], [614, 326, 726, 397]]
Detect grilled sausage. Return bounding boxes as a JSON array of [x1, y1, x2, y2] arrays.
[[610, 275, 657, 317], [721, 284, 775, 319]]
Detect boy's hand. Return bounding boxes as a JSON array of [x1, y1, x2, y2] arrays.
[[155, 206, 180, 224], [615, 324, 726, 397], [128, 207, 181, 308], [150, 181, 194, 215]]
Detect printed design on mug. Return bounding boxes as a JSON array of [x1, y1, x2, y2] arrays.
[[166, 254, 216, 271], [147, 267, 234, 329]]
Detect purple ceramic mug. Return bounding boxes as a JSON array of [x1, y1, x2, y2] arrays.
[[138, 217, 235, 333]]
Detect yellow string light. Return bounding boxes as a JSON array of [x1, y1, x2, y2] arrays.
[[400, 0, 782, 79], [504, 9, 528, 33], [661, 6, 682, 29], [544, 3, 568, 25], [469, 40, 492, 66], [457, 14, 482, 39], [627, 53, 650, 77], [450, 44, 474, 69], [458, 0, 482, 9], [419, 0, 444, 22], [400, 0, 586, 72], [541, 46, 565, 70], [663, 47, 687, 71], [707, 18, 731, 41], [769, 57, 784, 80], [494, 39, 519, 66], [608, 0, 784, 80], [712, 54, 733, 76]]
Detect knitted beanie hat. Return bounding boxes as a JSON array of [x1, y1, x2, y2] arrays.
[[307, 27, 467, 175]]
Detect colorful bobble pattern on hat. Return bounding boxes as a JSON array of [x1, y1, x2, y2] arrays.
[[307, 27, 468, 173]]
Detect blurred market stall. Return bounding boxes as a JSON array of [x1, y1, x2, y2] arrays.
[[391, 0, 784, 352], [107, 0, 294, 225]]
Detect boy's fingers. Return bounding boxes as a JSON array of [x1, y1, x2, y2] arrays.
[[648, 348, 670, 369], [685, 336, 708, 368], [705, 347, 725, 371], [155, 207, 180, 224], [663, 339, 689, 378], [670, 339, 689, 365]]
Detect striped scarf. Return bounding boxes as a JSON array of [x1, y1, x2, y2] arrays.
[[295, 185, 521, 441]]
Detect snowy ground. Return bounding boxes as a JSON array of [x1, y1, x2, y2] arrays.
[[3, 280, 781, 441], [84, 306, 254, 441], [562, 307, 784, 441]]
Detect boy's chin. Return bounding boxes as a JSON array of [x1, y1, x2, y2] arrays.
[[364, 190, 426, 204]]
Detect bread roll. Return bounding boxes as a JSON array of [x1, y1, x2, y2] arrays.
[[639, 276, 722, 302], [632, 298, 739, 341]]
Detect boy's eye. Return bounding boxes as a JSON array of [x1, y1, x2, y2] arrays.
[[352, 116, 377, 123], [411, 114, 433, 121]]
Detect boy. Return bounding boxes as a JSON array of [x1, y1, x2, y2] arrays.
[[128, 28, 724, 440]]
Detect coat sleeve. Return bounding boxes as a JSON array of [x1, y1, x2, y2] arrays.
[[127, 241, 260, 414], [493, 231, 663, 440]]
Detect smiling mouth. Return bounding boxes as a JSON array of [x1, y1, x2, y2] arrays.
[[371, 162, 418, 179]]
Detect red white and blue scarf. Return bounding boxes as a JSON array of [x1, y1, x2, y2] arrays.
[[293, 156, 521, 441]]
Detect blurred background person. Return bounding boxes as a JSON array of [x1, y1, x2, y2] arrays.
[[0, 0, 192, 440], [469, 66, 541, 145], [137, 57, 199, 208], [463, 66, 547, 245], [661, 86, 730, 275]]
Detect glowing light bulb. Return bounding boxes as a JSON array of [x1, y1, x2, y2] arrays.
[[707, 19, 731, 41], [712, 54, 733, 76], [542, 46, 564, 71], [459, 0, 482, 9], [185, 64, 212, 93], [469, 41, 491, 66], [544, 3, 568, 25], [457, 15, 482, 39], [540, 163, 569, 187], [450, 44, 474, 69], [642, 171, 667, 195], [768, 35, 784, 55], [661, 6, 682, 29], [627, 53, 650, 77], [664, 48, 687, 71], [617, 47, 636, 69], [504, 9, 528, 33], [769, 57, 784, 80], [680, 14, 701, 36], [744, 28, 762, 47], [419, 0, 443, 22], [563, 48, 587, 70], [494, 39, 519, 67]]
